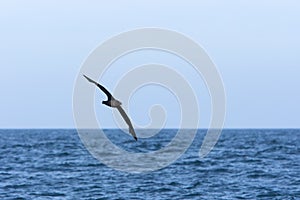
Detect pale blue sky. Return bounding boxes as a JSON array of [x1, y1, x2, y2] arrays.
[[0, 1, 299, 128]]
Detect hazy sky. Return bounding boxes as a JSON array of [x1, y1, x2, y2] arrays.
[[0, 1, 299, 128]]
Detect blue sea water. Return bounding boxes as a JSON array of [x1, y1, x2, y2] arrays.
[[0, 129, 299, 199]]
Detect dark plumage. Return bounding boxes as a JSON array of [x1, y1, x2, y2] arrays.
[[83, 75, 137, 141]]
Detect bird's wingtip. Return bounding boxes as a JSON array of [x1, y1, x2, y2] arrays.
[[83, 74, 93, 82], [129, 127, 137, 141]]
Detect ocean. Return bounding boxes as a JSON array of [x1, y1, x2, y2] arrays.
[[0, 129, 299, 199]]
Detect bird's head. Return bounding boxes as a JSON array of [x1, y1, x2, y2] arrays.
[[102, 101, 108, 106]]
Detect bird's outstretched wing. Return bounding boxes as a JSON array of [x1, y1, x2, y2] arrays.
[[83, 75, 113, 100], [116, 106, 137, 141]]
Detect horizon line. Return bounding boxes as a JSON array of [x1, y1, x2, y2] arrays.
[[0, 127, 300, 130]]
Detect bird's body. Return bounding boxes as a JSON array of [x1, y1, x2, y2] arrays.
[[83, 75, 137, 141], [102, 99, 122, 107]]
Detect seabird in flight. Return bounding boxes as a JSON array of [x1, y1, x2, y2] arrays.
[[83, 75, 137, 141]]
